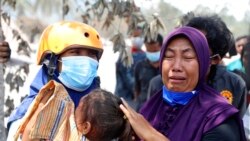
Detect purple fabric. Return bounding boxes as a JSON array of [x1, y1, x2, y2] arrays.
[[140, 27, 244, 141]]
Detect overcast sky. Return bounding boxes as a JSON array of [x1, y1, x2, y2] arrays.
[[135, 0, 250, 21]]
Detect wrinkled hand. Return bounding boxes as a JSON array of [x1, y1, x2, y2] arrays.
[[120, 98, 170, 141], [0, 41, 11, 63]]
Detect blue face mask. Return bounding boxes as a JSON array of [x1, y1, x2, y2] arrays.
[[162, 86, 197, 106], [58, 56, 98, 92], [146, 51, 160, 62]]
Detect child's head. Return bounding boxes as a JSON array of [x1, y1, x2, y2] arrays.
[[75, 89, 133, 141]]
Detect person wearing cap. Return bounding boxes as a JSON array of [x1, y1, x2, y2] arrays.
[[7, 21, 103, 140]]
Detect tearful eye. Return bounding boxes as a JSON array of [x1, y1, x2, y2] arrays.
[[184, 56, 196, 59], [183, 52, 196, 59], [165, 56, 174, 58], [164, 55, 174, 60], [165, 51, 174, 59]]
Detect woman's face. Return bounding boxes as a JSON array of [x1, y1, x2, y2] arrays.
[[162, 37, 199, 92]]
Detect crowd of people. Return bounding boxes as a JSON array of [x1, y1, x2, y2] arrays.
[[1, 13, 250, 141]]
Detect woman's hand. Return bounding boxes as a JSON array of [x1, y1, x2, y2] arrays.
[[120, 98, 170, 141]]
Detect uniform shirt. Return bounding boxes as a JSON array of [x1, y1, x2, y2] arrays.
[[209, 65, 247, 118]]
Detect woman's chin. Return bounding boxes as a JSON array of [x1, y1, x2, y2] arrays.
[[167, 86, 183, 92]]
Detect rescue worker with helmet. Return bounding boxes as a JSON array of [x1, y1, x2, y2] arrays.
[[7, 21, 103, 140]]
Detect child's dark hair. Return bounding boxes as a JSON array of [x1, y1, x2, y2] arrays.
[[80, 89, 133, 141]]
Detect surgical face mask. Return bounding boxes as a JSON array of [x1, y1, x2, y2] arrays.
[[58, 56, 98, 92], [162, 86, 197, 106], [146, 51, 160, 62], [131, 37, 144, 49]]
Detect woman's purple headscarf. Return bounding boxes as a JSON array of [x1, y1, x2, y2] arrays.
[[159, 26, 210, 89]]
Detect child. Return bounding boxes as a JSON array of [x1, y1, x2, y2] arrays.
[[76, 88, 134, 141]]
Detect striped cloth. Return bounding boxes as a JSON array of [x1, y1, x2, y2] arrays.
[[14, 80, 83, 141]]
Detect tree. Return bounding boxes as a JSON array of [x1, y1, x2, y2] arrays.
[[0, 0, 6, 139]]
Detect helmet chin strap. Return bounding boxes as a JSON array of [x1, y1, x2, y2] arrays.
[[47, 53, 56, 81]]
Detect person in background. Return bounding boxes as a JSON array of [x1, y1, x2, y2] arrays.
[[115, 26, 146, 109], [237, 41, 250, 140], [0, 41, 11, 63], [233, 41, 250, 96], [7, 21, 103, 140], [242, 42, 250, 95], [147, 15, 247, 118], [139, 26, 246, 141], [226, 35, 250, 72], [133, 33, 163, 111]]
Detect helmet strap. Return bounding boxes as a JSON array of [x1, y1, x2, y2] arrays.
[[47, 53, 56, 81]]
